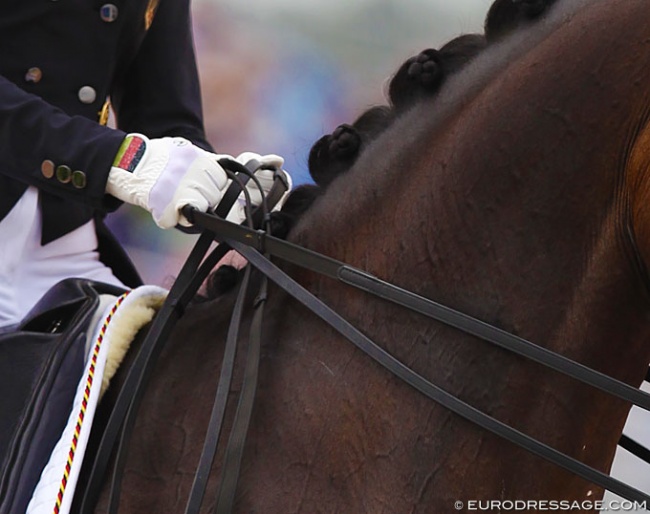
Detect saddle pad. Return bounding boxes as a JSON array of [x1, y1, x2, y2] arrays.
[[26, 285, 167, 514]]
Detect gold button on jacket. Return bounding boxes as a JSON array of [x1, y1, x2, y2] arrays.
[[0, 0, 211, 248], [71, 170, 87, 189], [40, 159, 55, 179]]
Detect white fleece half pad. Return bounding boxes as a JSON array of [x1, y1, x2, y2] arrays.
[[26, 285, 168, 514]]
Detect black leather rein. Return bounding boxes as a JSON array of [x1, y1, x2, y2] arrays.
[[181, 206, 650, 507], [77, 160, 650, 513]]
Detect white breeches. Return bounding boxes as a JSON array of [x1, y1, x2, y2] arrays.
[[0, 187, 126, 328]]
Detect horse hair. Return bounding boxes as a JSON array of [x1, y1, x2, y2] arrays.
[[201, 0, 559, 300], [388, 34, 487, 111], [305, 0, 558, 192], [203, 265, 241, 300], [306, 33, 487, 198], [268, 184, 322, 239], [485, 0, 558, 42], [308, 106, 395, 188]]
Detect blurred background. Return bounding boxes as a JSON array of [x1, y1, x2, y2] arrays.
[[106, 0, 492, 287], [105, 0, 650, 507]]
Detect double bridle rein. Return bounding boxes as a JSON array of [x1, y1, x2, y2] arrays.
[[78, 160, 650, 513]]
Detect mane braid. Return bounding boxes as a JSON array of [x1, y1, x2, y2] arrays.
[[201, 0, 558, 302], [485, 0, 558, 42], [307, 32, 488, 193], [308, 106, 394, 188]]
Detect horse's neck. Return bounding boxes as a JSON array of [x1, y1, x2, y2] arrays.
[[286, 3, 650, 500], [299, 97, 650, 368], [287, 121, 650, 507]]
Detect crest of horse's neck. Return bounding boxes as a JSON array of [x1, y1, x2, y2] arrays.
[[287, 0, 650, 502]]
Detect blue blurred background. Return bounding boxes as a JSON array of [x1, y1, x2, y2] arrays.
[[106, 0, 491, 287]]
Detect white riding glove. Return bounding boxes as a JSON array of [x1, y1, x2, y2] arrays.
[[225, 152, 292, 224], [106, 134, 230, 228], [105, 134, 292, 228]]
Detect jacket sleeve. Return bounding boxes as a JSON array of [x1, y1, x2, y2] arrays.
[[110, 0, 213, 152], [0, 75, 126, 209]]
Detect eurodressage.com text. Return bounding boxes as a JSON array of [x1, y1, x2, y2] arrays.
[[454, 499, 648, 511]]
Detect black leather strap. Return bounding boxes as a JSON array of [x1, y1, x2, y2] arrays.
[[80, 165, 259, 512], [226, 238, 650, 505], [104, 165, 274, 513], [183, 266, 252, 514], [183, 209, 650, 414], [185, 207, 650, 479], [80, 229, 225, 514], [214, 274, 267, 514], [80, 161, 289, 513], [105, 238, 231, 514], [619, 434, 650, 465], [80, 156, 650, 513]]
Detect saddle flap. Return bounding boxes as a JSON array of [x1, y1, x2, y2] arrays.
[[19, 278, 126, 333], [0, 278, 125, 514]]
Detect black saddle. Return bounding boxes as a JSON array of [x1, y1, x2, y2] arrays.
[[0, 279, 126, 514]]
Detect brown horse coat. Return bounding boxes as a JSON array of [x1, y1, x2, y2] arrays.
[[98, 0, 650, 511]]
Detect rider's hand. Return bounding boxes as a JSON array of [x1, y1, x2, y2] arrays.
[[225, 152, 292, 225], [105, 134, 230, 228]]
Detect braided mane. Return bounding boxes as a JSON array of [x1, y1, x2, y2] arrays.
[[203, 0, 558, 299], [298, 0, 557, 212]]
